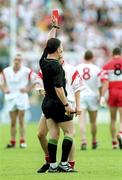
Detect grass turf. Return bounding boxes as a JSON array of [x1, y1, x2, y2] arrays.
[[0, 122, 122, 180]]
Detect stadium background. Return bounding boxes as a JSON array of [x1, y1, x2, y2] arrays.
[[0, 0, 122, 123]]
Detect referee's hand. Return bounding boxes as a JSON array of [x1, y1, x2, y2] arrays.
[[64, 104, 75, 116], [51, 15, 58, 27]]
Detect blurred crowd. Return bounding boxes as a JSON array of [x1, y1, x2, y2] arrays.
[[0, 0, 122, 69]]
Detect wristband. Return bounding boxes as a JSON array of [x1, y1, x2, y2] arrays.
[[51, 25, 60, 29], [64, 103, 69, 107]]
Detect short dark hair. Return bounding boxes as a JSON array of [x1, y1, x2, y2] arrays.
[[46, 38, 61, 54], [84, 50, 93, 61], [112, 48, 121, 56]]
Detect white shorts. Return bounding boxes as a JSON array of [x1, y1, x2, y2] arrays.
[[80, 95, 99, 111], [5, 94, 30, 112]]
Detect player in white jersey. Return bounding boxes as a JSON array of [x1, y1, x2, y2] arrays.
[[76, 50, 102, 150], [36, 61, 82, 173], [63, 62, 82, 106], [0, 54, 37, 148]]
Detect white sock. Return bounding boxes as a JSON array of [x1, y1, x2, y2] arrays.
[[61, 162, 67, 166], [50, 162, 57, 168]]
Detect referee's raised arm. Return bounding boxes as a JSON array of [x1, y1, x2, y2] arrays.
[[39, 15, 59, 64]]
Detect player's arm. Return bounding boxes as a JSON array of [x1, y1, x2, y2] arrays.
[[39, 15, 59, 65], [53, 65, 74, 114], [20, 84, 35, 93], [71, 70, 82, 115], [35, 71, 46, 96], [47, 15, 59, 40], [0, 72, 9, 93], [0, 74, 4, 91], [0, 84, 9, 93], [98, 68, 109, 107], [74, 90, 81, 115], [98, 67, 109, 96], [55, 87, 75, 114], [99, 80, 109, 107], [55, 87, 68, 105], [20, 70, 37, 93]]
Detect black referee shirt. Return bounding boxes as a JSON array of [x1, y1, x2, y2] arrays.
[[39, 48, 67, 99]]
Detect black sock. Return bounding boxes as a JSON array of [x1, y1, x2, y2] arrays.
[[61, 136, 73, 162], [48, 139, 58, 163]]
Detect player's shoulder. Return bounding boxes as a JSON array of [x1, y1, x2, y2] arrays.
[[21, 66, 32, 72], [102, 59, 116, 69], [3, 66, 12, 73], [63, 63, 75, 71], [50, 61, 63, 72], [51, 60, 61, 68], [76, 63, 84, 70], [77, 63, 98, 69], [76, 63, 82, 68], [91, 64, 101, 71]]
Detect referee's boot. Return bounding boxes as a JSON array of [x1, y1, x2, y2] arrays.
[[58, 162, 77, 172], [37, 163, 49, 173]]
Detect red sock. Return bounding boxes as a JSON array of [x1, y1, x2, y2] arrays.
[[112, 141, 117, 145], [92, 141, 97, 145], [82, 139, 87, 144], [10, 140, 16, 145], [45, 154, 50, 163], [68, 161, 75, 169], [20, 139, 25, 144]]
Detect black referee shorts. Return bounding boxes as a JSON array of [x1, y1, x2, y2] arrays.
[[42, 96, 73, 123]]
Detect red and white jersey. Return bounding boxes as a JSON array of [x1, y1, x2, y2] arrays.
[[63, 63, 82, 102], [100, 57, 122, 89], [35, 70, 44, 91], [76, 63, 101, 96], [1, 66, 37, 100]]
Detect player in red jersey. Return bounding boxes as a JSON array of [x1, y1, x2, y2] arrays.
[[100, 47, 122, 149]]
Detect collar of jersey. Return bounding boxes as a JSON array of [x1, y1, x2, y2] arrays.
[[44, 58, 59, 62]]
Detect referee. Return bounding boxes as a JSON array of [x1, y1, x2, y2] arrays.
[[39, 16, 75, 172]]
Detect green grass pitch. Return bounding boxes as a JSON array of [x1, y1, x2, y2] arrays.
[[0, 121, 122, 180]]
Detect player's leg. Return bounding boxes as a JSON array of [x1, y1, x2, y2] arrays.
[[68, 143, 75, 168], [88, 110, 98, 149], [68, 102, 76, 168], [37, 115, 49, 173], [46, 118, 60, 172], [88, 95, 99, 149], [58, 120, 75, 172], [109, 107, 118, 149], [68, 125, 76, 169], [18, 110, 27, 148], [79, 109, 87, 150], [37, 115, 48, 156], [117, 107, 122, 149], [6, 110, 18, 148]]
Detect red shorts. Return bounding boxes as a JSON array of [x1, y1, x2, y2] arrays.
[[108, 88, 122, 107]]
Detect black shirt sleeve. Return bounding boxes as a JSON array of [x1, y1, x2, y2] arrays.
[[39, 48, 48, 67], [52, 63, 64, 87]]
